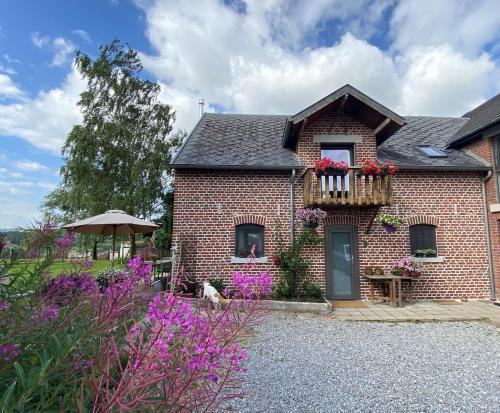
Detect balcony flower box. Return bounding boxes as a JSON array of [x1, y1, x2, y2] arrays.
[[358, 159, 399, 176], [314, 157, 349, 177]]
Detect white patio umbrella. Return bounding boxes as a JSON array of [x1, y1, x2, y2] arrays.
[[62, 209, 159, 266]]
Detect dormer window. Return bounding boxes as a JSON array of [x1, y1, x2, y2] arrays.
[[417, 146, 448, 158]]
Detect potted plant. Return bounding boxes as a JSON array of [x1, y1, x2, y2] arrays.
[[380, 160, 399, 176], [314, 157, 349, 177], [297, 207, 327, 230], [375, 213, 404, 233], [414, 248, 437, 258], [358, 159, 399, 176], [391, 256, 423, 278]]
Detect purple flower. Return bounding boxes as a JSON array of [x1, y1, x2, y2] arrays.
[[56, 232, 76, 249], [0, 343, 21, 361], [32, 306, 59, 323], [297, 208, 327, 227], [43, 272, 98, 306], [82, 260, 94, 268], [0, 301, 10, 311]]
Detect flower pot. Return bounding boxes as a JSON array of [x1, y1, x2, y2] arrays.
[[383, 224, 398, 234], [306, 222, 320, 230], [325, 167, 347, 176]]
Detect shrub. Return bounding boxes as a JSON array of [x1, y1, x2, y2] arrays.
[[95, 267, 121, 290], [301, 281, 324, 300], [0, 243, 268, 411], [209, 277, 225, 293]]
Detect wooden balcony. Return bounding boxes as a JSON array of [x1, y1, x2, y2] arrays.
[[303, 167, 394, 207]]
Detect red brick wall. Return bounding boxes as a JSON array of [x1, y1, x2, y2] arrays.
[[172, 170, 292, 283], [465, 138, 500, 295], [172, 112, 492, 300], [294, 172, 490, 299]]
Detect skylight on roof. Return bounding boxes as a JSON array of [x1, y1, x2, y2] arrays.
[[416, 146, 448, 158]]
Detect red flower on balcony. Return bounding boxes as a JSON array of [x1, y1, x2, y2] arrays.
[[314, 157, 349, 176], [361, 159, 398, 175]]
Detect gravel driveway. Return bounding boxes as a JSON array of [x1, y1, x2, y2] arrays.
[[225, 314, 500, 413]]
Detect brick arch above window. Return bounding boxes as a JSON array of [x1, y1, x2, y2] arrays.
[[233, 214, 267, 227], [407, 215, 440, 227], [323, 215, 360, 226]]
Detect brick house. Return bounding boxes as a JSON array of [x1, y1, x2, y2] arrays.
[[171, 84, 497, 301]]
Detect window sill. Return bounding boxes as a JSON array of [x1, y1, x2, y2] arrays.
[[414, 256, 445, 263], [231, 256, 269, 264]]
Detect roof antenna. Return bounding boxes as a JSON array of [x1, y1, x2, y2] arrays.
[[198, 98, 205, 118]]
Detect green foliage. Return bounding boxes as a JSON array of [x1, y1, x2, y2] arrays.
[[43, 39, 185, 230], [414, 248, 437, 257], [273, 218, 322, 299], [375, 213, 404, 227], [95, 267, 120, 290], [301, 281, 324, 301], [209, 278, 224, 293]]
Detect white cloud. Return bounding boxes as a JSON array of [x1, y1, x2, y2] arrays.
[[31, 32, 50, 48], [0, 74, 23, 98], [9, 172, 23, 178], [0, 181, 30, 195], [0, 167, 6, 173], [72, 29, 91, 43], [31, 33, 77, 67], [51, 37, 77, 67], [390, 0, 500, 57], [12, 160, 49, 172], [37, 182, 57, 190], [136, 0, 499, 132], [0, 67, 84, 153], [0, 65, 16, 75], [400, 45, 495, 116]]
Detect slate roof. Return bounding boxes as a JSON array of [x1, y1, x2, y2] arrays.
[[378, 116, 489, 170], [172, 113, 489, 171], [448, 92, 500, 147], [171, 113, 300, 169]]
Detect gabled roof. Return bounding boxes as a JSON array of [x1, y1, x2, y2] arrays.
[[171, 113, 301, 170], [378, 116, 489, 170], [448, 91, 500, 147], [283, 84, 406, 148]]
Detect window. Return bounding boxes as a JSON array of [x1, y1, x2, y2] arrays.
[[320, 145, 353, 196], [493, 137, 500, 198], [235, 224, 264, 258], [416, 146, 448, 158], [410, 224, 437, 256]]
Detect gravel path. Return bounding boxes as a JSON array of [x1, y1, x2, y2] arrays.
[[225, 314, 500, 413]]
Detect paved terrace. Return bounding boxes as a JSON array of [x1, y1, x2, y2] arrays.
[[331, 300, 500, 326]]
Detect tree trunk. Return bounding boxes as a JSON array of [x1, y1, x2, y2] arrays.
[[130, 233, 136, 258], [92, 238, 98, 260]]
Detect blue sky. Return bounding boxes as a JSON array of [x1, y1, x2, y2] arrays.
[[1, 0, 499, 228]]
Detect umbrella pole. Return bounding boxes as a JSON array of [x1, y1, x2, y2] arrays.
[[112, 225, 116, 268]]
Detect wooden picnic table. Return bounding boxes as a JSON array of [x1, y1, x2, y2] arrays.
[[363, 274, 419, 307]]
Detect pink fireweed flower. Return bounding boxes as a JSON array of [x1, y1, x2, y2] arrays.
[[0, 343, 21, 361], [232, 271, 273, 299], [0, 301, 10, 311]]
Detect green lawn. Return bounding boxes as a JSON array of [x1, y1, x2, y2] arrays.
[[9, 260, 125, 276]]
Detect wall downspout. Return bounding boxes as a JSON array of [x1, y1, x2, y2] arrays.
[[290, 169, 296, 243], [481, 170, 496, 300]]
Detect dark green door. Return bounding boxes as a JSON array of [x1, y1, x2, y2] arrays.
[[326, 225, 360, 300]]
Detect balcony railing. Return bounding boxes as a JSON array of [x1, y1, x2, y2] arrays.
[[303, 167, 394, 207]]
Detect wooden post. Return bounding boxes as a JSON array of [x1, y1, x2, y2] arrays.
[[348, 169, 354, 205], [333, 175, 338, 205], [325, 176, 331, 205], [341, 175, 346, 205]]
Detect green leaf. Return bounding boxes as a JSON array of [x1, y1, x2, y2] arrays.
[[13, 363, 25, 388], [0, 381, 17, 412]]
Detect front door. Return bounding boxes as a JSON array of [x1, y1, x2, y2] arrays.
[[326, 225, 360, 300]]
